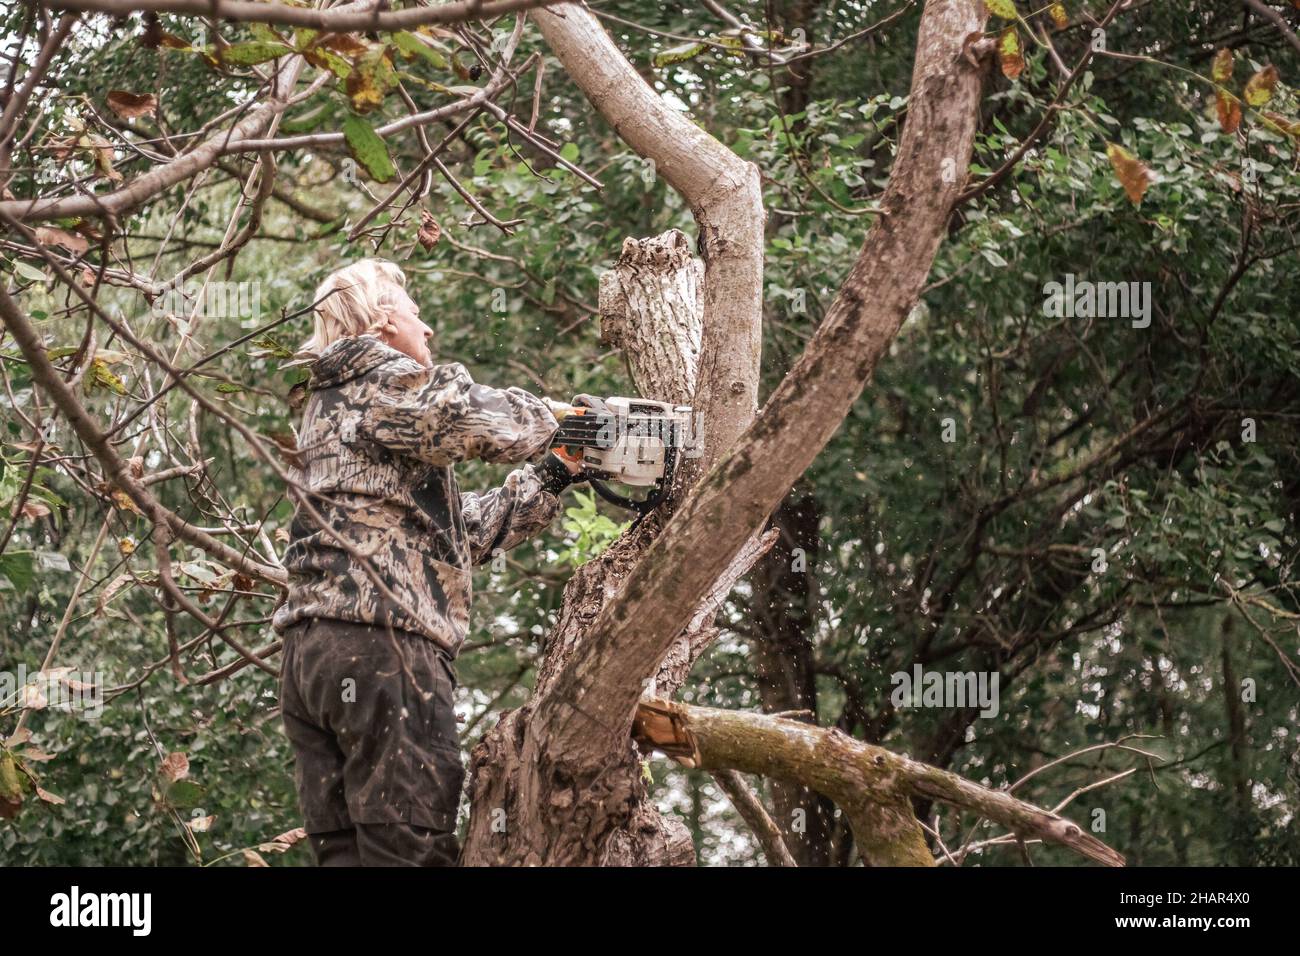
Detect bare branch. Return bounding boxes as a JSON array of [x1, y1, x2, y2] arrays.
[[47, 0, 565, 31]]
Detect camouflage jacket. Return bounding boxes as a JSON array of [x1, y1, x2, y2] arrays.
[[271, 335, 561, 656]]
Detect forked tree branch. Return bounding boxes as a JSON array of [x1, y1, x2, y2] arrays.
[[537, 0, 995, 767]]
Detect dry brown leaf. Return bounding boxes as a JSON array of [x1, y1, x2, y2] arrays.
[[34, 226, 89, 256], [318, 32, 370, 56], [159, 751, 189, 783], [1105, 142, 1152, 205], [95, 572, 135, 616], [417, 209, 442, 250], [106, 90, 158, 120], [1216, 91, 1242, 134], [269, 826, 308, 848], [17, 500, 51, 521]]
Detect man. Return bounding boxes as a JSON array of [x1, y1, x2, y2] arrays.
[[272, 258, 588, 866]]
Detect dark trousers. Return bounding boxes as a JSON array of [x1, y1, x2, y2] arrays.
[[279, 618, 465, 866]]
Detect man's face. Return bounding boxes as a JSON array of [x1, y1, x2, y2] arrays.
[[378, 282, 434, 367]]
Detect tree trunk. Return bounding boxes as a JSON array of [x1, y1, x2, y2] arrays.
[[454, 0, 1094, 869]]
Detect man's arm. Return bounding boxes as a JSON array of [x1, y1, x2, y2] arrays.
[[461, 462, 567, 567], [365, 360, 558, 466]]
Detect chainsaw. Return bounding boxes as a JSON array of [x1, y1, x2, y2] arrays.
[[545, 397, 694, 516]]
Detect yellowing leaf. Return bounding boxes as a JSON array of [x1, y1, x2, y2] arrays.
[[109, 488, 141, 515], [1049, 3, 1068, 30], [1243, 65, 1278, 107], [342, 116, 395, 183], [83, 134, 121, 182], [1260, 111, 1300, 138], [986, 0, 1019, 19], [998, 27, 1024, 80], [86, 357, 127, 395], [302, 47, 352, 79], [1211, 48, 1233, 84], [1105, 142, 1152, 205], [652, 42, 708, 68], [345, 46, 397, 113], [0, 753, 23, 819]]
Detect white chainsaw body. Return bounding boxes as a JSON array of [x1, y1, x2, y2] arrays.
[[578, 397, 693, 487]]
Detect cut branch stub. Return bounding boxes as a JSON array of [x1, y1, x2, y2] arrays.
[[598, 228, 703, 406]]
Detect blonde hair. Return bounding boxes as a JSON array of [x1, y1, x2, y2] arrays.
[[301, 258, 407, 355]]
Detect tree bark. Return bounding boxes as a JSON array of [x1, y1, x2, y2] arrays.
[[532, 3, 765, 473], [461, 0, 999, 867]]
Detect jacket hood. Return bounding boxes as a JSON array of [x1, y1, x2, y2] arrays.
[[309, 335, 403, 389]]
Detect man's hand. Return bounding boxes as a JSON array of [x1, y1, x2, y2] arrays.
[[548, 395, 608, 475], [552, 447, 584, 475], [571, 394, 609, 416]]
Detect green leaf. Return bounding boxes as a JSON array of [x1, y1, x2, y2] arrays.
[[163, 778, 206, 809], [653, 42, 708, 68], [342, 116, 396, 183], [10, 260, 48, 283], [392, 31, 447, 69], [0, 551, 35, 593], [251, 334, 294, 360], [219, 41, 292, 67]]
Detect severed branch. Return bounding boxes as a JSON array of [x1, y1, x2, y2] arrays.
[[635, 702, 1127, 867]]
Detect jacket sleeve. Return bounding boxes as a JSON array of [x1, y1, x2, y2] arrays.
[[461, 464, 561, 566], [365, 361, 559, 466]]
